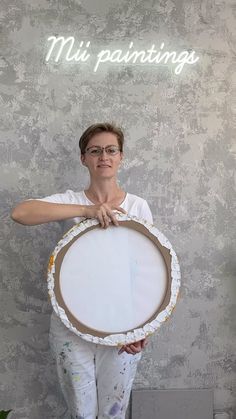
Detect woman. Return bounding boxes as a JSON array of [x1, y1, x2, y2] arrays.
[[11, 122, 153, 419]]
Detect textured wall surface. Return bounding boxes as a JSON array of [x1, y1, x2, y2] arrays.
[[1, 0, 235, 418]]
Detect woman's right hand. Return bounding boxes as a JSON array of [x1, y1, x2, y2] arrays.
[[83, 204, 127, 228]]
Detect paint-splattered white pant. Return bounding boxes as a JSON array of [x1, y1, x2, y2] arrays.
[[49, 312, 142, 419]]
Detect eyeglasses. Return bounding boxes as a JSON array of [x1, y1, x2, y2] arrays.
[[85, 145, 121, 156]]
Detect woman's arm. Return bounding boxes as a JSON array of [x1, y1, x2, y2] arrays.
[[11, 200, 126, 227], [11, 200, 87, 226]]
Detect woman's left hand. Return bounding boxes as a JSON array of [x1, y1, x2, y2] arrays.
[[118, 338, 148, 355]]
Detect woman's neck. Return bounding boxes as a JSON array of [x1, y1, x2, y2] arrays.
[[85, 180, 125, 204]]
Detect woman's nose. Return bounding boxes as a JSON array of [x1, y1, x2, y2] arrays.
[[99, 149, 109, 158]]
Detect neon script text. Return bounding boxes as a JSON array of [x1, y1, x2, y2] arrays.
[[45, 36, 199, 75]]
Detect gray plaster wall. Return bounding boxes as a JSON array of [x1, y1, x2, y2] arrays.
[[0, 0, 235, 418]]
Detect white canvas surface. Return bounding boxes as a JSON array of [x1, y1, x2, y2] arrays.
[[60, 225, 167, 333]]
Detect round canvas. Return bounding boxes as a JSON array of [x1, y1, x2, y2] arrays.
[[47, 213, 181, 346]]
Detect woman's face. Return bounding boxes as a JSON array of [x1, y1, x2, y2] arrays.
[[80, 132, 123, 179]]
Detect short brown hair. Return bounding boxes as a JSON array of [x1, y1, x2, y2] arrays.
[[79, 122, 124, 155]]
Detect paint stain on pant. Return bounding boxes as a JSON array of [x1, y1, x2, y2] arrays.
[[72, 371, 81, 382], [109, 402, 120, 416]]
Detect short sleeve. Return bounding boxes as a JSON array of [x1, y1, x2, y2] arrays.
[[139, 200, 153, 224], [27, 190, 76, 205]]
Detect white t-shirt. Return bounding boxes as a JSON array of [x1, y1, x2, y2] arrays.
[[35, 189, 153, 225]]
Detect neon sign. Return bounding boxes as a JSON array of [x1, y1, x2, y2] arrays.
[[45, 36, 199, 75]]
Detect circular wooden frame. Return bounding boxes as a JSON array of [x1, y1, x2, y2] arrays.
[[47, 214, 181, 346]]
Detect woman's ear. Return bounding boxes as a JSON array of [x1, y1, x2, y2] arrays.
[[80, 154, 86, 166]]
